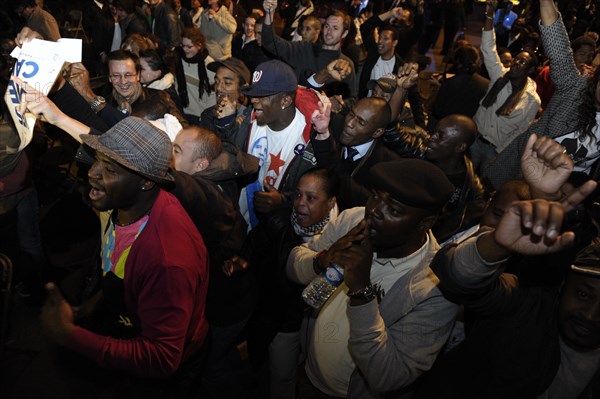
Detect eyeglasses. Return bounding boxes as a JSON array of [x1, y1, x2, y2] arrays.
[[109, 73, 137, 82]]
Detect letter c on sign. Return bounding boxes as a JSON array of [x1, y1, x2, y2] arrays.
[[22, 61, 39, 79]]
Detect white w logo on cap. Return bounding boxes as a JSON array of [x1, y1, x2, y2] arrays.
[[252, 71, 263, 83]]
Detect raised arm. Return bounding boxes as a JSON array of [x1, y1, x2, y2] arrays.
[[213, 5, 237, 34], [538, 1, 582, 89], [480, 0, 506, 82], [18, 77, 90, 143], [521, 134, 573, 200], [478, 180, 597, 263], [540, 0, 559, 26]]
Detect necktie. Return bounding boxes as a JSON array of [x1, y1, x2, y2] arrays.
[[346, 147, 359, 162]]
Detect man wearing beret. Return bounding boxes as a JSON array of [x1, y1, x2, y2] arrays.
[[40, 117, 209, 395], [286, 159, 459, 398]]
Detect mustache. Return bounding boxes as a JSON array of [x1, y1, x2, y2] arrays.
[[568, 316, 600, 332]]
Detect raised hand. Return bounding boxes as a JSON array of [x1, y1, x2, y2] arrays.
[[327, 58, 352, 82], [485, 0, 498, 16], [521, 134, 573, 198], [390, 7, 404, 21], [491, 180, 597, 256], [65, 62, 97, 102], [396, 62, 419, 90], [263, 0, 277, 14], [311, 100, 332, 135]]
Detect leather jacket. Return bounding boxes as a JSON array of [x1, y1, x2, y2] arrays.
[[433, 156, 487, 243], [382, 123, 429, 159]]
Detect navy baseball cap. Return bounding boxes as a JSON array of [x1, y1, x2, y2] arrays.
[[240, 60, 298, 97]]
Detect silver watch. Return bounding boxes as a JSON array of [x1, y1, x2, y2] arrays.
[[90, 96, 106, 112], [347, 283, 381, 302]]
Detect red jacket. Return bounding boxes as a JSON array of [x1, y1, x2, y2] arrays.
[[68, 190, 209, 377]]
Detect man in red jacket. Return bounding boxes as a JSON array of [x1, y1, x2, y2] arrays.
[[40, 117, 209, 396]]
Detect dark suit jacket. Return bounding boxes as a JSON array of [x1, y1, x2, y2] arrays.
[[311, 122, 403, 210]]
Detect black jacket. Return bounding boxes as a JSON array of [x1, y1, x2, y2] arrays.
[[432, 156, 487, 243], [168, 143, 259, 326], [151, 1, 181, 49], [245, 207, 308, 366], [359, 14, 426, 128], [430, 72, 490, 128]]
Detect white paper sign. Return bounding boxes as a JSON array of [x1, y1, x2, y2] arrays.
[[4, 38, 82, 152]]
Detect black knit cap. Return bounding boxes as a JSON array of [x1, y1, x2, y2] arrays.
[[369, 159, 454, 213]]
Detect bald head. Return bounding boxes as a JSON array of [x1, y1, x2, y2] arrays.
[[360, 97, 392, 130], [425, 114, 478, 162], [341, 97, 391, 146], [172, 126, 223, 175], [443, 114, 478, 147]]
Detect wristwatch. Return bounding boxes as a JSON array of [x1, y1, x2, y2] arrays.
[[347, 283, 381, 302], [90, 96, 106, 112]]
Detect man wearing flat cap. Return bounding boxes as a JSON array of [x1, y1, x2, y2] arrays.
[[286, 159, 459, 398], [199, 57, 253, 142], [40, 117, 209, 393], [421, 177, 600, 398]]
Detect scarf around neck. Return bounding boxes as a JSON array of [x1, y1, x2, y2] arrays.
[[481, 73, 527, 117], [291, 209, 330, 237], [181, 48, 212, 98], [112, 83, 143, 114]]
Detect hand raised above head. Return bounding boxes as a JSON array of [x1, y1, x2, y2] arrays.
[[396, 62, 419, 90], [521, 134, 573, 198], [492, 180, 597, 256], [263, 0, 277, 14], [15, 26, 43, 47]]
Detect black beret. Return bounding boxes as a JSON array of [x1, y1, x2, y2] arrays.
[[571, 239, 600, 278], [369, 159, 454, 212]]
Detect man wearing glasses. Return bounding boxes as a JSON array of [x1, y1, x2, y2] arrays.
[[68, 49, 187, 129]]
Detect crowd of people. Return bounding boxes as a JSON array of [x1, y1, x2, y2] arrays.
[[2, 0, 600, 398]]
